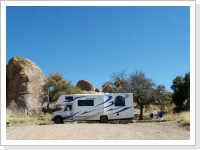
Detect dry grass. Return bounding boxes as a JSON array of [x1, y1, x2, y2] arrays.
[[163, 111, 190, 125], [6, 113, 54, 127]]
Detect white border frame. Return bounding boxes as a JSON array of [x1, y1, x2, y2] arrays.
[[1, 0, 195, 146]]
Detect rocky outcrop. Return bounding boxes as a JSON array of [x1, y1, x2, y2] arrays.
[[47, 102, 63, 113], [6, 57, 49, 114], [75, 80, 104, 94], [76, 80, 95, 91], [102, 80, 131, 93], [81, 90, 97, 94], [102, 82, 117, 93]]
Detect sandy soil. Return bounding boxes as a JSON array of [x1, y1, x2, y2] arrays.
[[6, 121, 190, 140]]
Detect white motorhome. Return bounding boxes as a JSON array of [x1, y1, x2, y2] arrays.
[[51, 93, 134, 124]]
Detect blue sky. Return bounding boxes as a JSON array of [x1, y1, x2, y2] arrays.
[[6, 6, 190, 92]]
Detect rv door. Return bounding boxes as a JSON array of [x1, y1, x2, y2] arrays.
[[62, 105, 73, 121]]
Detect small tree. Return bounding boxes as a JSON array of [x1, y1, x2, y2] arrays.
[[171, 72, 190, 111], [128, 71, 156, 120], [47, 73, 82, 102], [153, 85, 173, 113]]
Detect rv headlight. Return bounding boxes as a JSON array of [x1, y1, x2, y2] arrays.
[[52, 113, 54, 116]]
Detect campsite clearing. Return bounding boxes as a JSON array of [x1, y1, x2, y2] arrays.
[[6, 121, 190, 140]]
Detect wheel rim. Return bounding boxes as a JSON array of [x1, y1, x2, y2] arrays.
[[101, 117, 107, 123], [55, 117, 63, 124]]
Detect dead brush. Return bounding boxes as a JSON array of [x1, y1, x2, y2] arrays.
[[163, 111, 190, 125], [6, 112, 53, 127]]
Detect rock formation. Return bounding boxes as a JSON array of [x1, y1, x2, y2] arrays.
[[95, 88, 102, 93], [75, 80, 104, 94], [76, 80, 95, 91], [102, 80, 131, 93], [6, 57, 49, 114], [81, 90, 97, 94], [102, 82, 117, 93]]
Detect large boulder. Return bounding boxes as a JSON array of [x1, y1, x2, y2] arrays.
[[6, 57, 49, 114], [102, 81, 130, 93], [47, 102, 63, 113], [81, 90, 97, 94], [95, 88, 102, 93], [102, 82, 117, 93], [76, 80, 95, 91]]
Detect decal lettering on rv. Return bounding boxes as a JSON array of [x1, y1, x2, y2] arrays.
[[86, 98, 96, 100]]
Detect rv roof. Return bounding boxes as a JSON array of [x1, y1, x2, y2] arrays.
[[64, 93, 132, 96]]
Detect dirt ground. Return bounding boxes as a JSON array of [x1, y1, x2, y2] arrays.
[[6, 121, 190, 140]]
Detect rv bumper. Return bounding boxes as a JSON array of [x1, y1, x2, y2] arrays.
[[51, 117, 55, 121]]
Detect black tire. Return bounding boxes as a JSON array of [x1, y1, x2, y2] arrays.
[[54, 116, 64, 124], [100, 116, 108, 123]]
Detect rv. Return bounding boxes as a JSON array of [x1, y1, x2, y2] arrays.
[[51, 93, 134, 124]]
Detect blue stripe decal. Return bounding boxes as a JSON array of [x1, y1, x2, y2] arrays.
[[64, 96, 86, 102], [62, 111, 80, 119], [104, 94, 129, 109], [79, 109, 96, 115], [95, 96, 112, 107], [104, 101, 115, 108], [107, 107, 123, 112], [124, 94, 129, 99], [113, 107, 132, 114]]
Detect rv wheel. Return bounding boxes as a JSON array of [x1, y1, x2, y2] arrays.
[[100, 116, 108, 123], [54, 116, 64, 124]]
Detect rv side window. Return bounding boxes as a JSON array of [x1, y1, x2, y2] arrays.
[[64, 105, 72, 111], [115, 96, 125, 106], [78, 100, 94, 106], [65, 96, 73, 100]]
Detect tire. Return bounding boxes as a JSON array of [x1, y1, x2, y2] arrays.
[[100, 116, 108, 123], [54, 116, 64, 124]]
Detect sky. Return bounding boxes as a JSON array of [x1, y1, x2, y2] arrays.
[[6, 6, 190, 92]]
